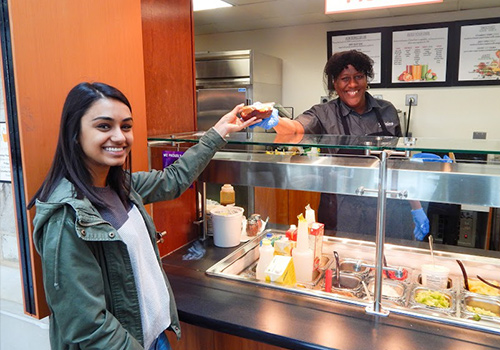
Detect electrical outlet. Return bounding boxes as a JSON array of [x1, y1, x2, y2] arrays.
[[320, 96, 330, 104], [373, 94, 383, 99], [473, 131, 486, 139], [405, 94, 418, 106]]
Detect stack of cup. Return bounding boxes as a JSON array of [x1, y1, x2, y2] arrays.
[[421, 264, 450, 289]]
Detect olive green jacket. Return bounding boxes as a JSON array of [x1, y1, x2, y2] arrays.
[[33, 128, 226, 349]]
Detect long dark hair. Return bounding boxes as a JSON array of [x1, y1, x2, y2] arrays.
[[28, 82, 133, 209], [324, 50, 374, 96]]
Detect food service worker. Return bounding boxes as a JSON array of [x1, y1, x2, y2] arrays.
[[28, 82, 257, 350], [252, 50, 429, 241]]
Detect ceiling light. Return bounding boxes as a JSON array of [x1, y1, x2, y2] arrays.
[[326, 0, 443, 14], [193, 0, 233, 12]]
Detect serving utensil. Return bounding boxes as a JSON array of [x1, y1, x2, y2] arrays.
[[334, 251, 340, 288], [456, 260, 470, 291], [476, 275, 500, 291]]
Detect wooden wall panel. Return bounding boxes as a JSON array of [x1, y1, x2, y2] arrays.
[[166, 322, 287, 350], [8, 0, 148, 318], [255, 188, 321, 226], [141, 0, 198, 256]]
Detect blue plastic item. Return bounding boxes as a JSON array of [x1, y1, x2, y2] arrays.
[[411, 153, 452, 163], [411, 208, 430, 241], [248, 108, 279, 130]]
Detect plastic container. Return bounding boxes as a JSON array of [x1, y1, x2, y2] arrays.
[[292, 217, 314, 283], [220, 184, 235, 206], [305, 204, 315, 226], [285, 224, 297, 241], [421, 264, 450, 289], [210, 205, 244, 248], [256, 239, 274, 281]]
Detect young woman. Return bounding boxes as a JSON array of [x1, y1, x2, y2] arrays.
[[28, 82, 256, 350]]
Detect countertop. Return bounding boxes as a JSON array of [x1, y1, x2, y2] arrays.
[[161, 239, 500, 350]]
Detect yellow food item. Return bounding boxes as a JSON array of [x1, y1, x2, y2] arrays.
[[468, 279, 500, 296], [466, 306, 499, 318], [415, 290, 450, 308]]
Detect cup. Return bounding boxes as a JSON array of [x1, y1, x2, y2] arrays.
[[421, 264, 450, 289], [421, 64, 428, 80], [210, 205, 244, 248], [412, 65, 422, 81]]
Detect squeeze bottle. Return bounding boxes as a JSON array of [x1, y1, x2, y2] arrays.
[[220, 184, 235, 206], [292, 214, 314, 283], [305, 204, 315, 227], [256, 239, 274, 281]]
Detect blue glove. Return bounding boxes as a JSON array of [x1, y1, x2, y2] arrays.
[[411, 208, 430, 241], [248, 108, 279, 130], [411, 153, 453, 163]]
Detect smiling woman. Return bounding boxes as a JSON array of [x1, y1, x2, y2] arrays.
[[78, 98, 134, 187], [25, 81, 256, 349]]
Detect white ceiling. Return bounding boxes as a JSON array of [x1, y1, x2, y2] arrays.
[[194, 0, 500, 35]]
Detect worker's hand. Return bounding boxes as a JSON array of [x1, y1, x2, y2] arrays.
[[213, 104, 257, 136], [249, 108, 279, 130], [411, 208, 430, 241]]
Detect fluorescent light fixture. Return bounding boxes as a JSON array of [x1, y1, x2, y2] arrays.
[[326, 0, 443, 14], [193, 0, 233, 12]]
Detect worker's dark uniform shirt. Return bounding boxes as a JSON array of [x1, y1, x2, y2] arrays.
[[294, 93, 413, 240]]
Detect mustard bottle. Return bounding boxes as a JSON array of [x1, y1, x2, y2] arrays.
[[220, 184, 235, 206]]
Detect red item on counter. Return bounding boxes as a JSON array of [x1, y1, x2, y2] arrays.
[[286, 226, 297, 241], [325, 269, 333, 292]]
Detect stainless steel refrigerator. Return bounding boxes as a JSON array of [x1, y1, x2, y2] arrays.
[[195, 50, 283, 220], [195, 49, 282, 131]]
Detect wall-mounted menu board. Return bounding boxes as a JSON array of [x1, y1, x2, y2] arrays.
[[327, 28, 387, 88], [327, 17, 500, 88], [457, 20, 500, 84], [391, 27, 448, 85]]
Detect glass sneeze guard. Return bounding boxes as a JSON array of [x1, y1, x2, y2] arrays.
[[148, 131, 500, 156]]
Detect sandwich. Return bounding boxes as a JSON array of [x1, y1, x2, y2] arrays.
[[239, 102, 275, 121]]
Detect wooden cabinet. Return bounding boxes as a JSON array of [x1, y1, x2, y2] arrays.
[[6, 0, 148, 319], [141, 0, 199, 257]]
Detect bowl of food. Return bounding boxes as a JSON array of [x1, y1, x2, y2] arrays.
[[366, 278, 406, 304], [239, 102, 274, 121], [461, 295, 500, 323], [410, 286, 455, 315], [466, 278, 500, 297]]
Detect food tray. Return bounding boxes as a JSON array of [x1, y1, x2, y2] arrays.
[[366, 277, 407, 306], [409, 286, 456, 316], [337, 258, 371, 280], [461, 294, 500, 324], [320, 271, 365, 298]]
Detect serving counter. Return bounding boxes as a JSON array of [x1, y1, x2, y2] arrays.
[[162, 239, 500, 350], [149, 131, 500, 349]]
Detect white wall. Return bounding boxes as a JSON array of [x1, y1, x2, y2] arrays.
[[195, 8, 500, 139]]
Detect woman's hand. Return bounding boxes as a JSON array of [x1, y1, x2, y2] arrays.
[[213, 104, 257, 137]]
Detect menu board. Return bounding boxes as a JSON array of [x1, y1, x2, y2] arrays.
[[392, 27, 448, 84], [458, 22, 500, 81], [0, 123, 11, 182], [331, 32, 382, 84]]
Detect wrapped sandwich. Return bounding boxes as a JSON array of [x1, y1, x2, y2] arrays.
[[239, 102, 275, 121]]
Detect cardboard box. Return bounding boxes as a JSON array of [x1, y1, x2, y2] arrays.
[[309, 222, 324, 269]]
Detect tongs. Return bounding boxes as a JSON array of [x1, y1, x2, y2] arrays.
[[476, 275, 500, 291]]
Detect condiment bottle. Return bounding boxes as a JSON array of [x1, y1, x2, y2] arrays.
[[256, 239, 274, 281], [220, 184, 235, 206], [292, 214, 314, 283], [305, 204, 315, 227]]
